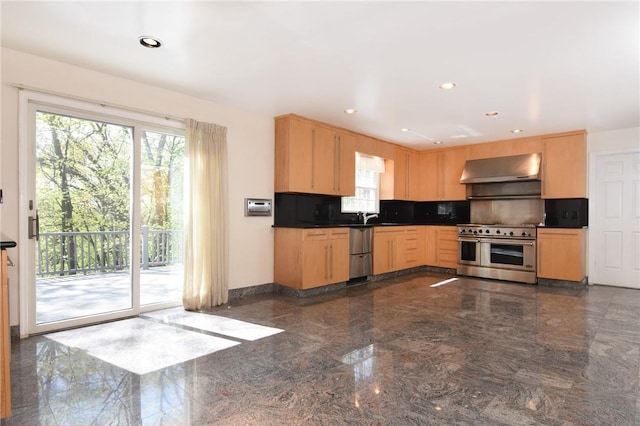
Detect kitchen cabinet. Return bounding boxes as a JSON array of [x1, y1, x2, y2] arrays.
[[435, 226, 459, 269], [423, 226, 437, 266], [468, 135, 542, 159], [1, 249, 11, 419], [355, 134, 395, 160], [537, 228, 586, 282], [373, 227, 404, 274], [419, 147, 468, 201], [373, 226, 425, 274], [274, 228, 349, 289], [403, 226, 424, 270], [423, 225, 458, 268], [381, 147, 421, 200], [440, 147, 468, 201], [541, 131, 586, 199], [275, 115, 355, 196]]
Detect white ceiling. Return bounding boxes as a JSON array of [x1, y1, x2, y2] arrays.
[[2, 1, 638, 149]]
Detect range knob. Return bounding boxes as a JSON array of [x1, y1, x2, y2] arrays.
[[496, 230, 501, 234], [473, 230, 477, 234], [521, 232, 527, 237], [460, 229, 465, 233], [485, 229, 490, 234], [509, 231, 514, 236]]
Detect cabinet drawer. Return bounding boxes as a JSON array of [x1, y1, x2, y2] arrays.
[[329, 229, 350, 239], [303, 230, 329, 240], [439, 239, 458, 251], [303, 228, 349, 240], [374, 228, 404, 235], [404, 238, 419, 250]]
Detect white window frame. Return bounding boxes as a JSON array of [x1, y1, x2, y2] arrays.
[[341, 153, 385, 214]]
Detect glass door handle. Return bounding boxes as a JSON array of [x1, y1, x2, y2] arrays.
[[28, 210, 39, 241]]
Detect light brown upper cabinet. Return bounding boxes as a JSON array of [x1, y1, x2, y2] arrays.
[[355, 134, 395, 160], [419, 147, 468, 201], [541, 131, 586, 199], [381, 147, 421, 201], [275, 114, 355, 196], [468, 135, 542, 159]]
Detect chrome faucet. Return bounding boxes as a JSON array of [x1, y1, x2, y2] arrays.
[[363, 212, 379, 224]]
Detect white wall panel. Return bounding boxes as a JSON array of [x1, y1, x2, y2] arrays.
[[604, 160, 623, 176], [604, 181, 623, 219], [634, 180, 640, 218], [634, 231, 640, 271], [603, 231, 623, 270]]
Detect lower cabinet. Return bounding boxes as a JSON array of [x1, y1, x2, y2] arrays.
[[373, 227, 405, 275], [373, 226, 425, 274], [436, 227, 459, 268], [1, 250, 11, 419], [537, 228, 587, 282], [424, 226, 458, 268], [274, 228, 349, 289]]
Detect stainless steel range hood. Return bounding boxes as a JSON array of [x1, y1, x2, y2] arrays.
[[460, 153, 541, 184]]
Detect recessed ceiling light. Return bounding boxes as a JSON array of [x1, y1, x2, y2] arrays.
[[138, 36, 162, 48], [439, 82, 456, 90], [511, 129, 524, 134], [400, 128, 410, 133], [434, 141, 443, 145], [485, 111, 499, 117], [344, 108, 356, 114]]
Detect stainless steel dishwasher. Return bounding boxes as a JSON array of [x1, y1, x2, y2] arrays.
[[349, 227, 372, 279]]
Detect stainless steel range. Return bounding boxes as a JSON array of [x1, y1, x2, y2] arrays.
[[457, 224, 537, 284]]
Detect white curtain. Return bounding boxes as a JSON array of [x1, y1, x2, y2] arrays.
[[183, 118, 228, 310]]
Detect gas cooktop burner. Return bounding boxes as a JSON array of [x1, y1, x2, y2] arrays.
[[457, 224, 537, 239]]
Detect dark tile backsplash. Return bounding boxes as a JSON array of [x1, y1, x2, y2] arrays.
[[414, 201, 471, 224], [274, 193, 470, 227], [544, 198, 588, 228]]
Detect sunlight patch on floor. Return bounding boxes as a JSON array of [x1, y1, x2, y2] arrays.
[[45, 318, 239, 375], [143, 307, 284, 341]]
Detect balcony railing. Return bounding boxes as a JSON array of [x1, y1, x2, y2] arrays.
[[36, 227, 183, 277]]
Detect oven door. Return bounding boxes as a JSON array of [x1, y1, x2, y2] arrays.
[[458, 238, 481, 266], [480, 238, 536, 272]]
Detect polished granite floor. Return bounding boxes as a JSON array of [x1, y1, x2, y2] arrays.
[[4, 271, 640, 425]]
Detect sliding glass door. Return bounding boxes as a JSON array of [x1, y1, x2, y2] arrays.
[[22, 95, 184, 335], [139, 129, 185, 306]]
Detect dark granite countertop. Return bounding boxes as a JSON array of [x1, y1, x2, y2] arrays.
[[1, 234, 17, 249], [272, 223, 458, 229]]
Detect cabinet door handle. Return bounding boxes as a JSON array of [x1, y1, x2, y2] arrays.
[[311, 129, 316, 189], [336, 135, 341, 192], [392, 240, 395, 267], [406, 153, 410, 199], [325, 245, 329, 279], [333, 135, 339, 192], [329, 244, 334, 279]]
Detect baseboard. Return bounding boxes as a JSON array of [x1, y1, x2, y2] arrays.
[[537, 277, 588, 289], [228, 283, 274, 300]]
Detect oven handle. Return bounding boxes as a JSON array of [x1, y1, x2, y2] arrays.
[[482, 238, 535, 246], [457, 238, 480, 243]]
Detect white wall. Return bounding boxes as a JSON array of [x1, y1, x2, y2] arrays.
[[587, 127, 640, 153], [1, 48, 275, 326]]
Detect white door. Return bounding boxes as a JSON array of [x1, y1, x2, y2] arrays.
[[590, 151, 640, 288]]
